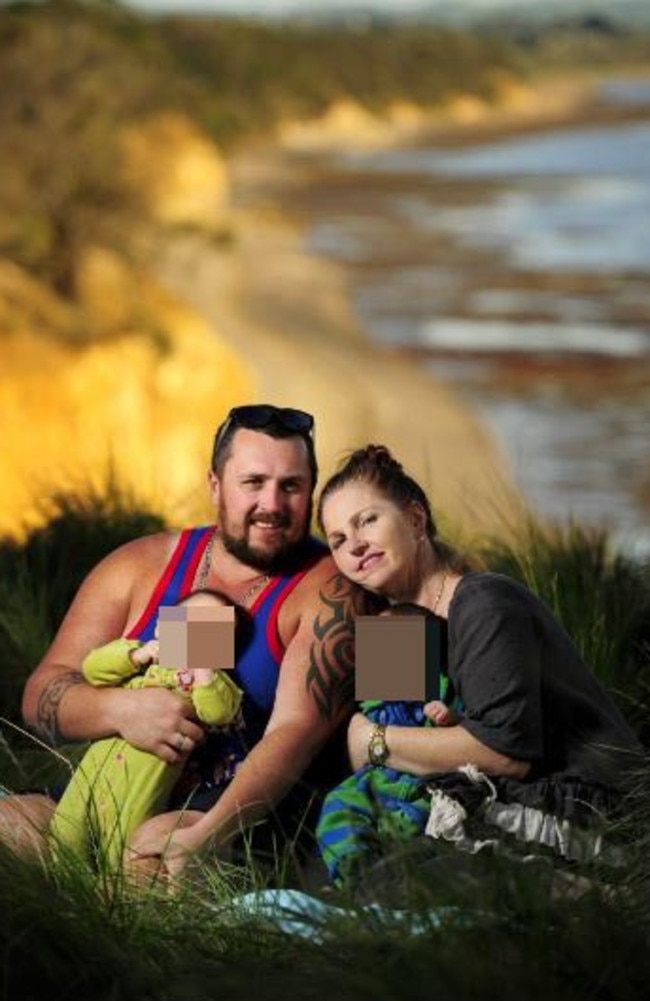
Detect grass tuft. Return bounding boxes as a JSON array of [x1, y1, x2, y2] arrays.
[[1, 487, 650, 998], [481, 517, 650, 735]]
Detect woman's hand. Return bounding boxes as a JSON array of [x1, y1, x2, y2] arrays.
[[347, 712, 374, 770]]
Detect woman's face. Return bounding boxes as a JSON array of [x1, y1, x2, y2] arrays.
[[321, 480, 424, 599]]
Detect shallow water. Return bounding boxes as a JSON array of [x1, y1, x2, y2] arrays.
[[301, 82, 650, 557]]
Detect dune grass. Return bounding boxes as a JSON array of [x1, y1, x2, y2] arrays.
[[481, 519, 650, 739], [1, 485, 650, 999], [0, 476, 165, 789], [3, 826, 650, 1001]]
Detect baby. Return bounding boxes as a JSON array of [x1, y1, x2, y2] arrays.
[[49, 590, 243, 870], [316, 603, 458, 886]]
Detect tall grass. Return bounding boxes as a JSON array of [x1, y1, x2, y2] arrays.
[[481, 518, 650, 738], [0, 475, 166, 787], [1, 487, 650, 999], [3, 832, 650, 1001]]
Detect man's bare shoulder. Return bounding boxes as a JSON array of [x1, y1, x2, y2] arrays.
[[282, 546, 383, 622], [85, 530, 180, 587], [301, 548, 338, 585]]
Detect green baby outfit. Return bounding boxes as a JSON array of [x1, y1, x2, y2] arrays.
[[49, 638, 242, 869]]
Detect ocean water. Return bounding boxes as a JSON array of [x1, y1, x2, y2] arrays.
[[382, 122, 650, 276], [306, 84, 650, 556]]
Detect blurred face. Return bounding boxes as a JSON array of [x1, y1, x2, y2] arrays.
[[321, 480, 424, 600], [209, 428, 314, 572]]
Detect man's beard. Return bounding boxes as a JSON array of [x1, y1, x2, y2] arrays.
[[218, 505, 313, 574]]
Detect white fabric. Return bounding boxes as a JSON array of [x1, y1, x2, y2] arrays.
[[425, 788, 467, 841], [483, 800, 604, 862], [424, 763, 606, 862]]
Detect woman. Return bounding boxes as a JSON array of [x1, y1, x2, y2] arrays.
[[316, 445, 641, 881]]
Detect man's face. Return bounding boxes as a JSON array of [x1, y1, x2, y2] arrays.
[[209, 428, 314, 572]]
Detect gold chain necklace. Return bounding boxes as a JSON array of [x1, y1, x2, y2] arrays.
[[196, 528, 218, 591], [196, 528, 270, 605], [239, 573, 271, 606]]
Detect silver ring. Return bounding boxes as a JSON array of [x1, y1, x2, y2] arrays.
[[176, 733, 186, 752]]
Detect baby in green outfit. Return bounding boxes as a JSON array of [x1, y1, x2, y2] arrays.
[[49, 590, 243, 870]]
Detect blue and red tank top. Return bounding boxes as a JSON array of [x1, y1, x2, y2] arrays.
[[126, 527, 327, 804]]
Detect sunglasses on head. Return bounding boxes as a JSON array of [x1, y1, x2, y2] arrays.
[[214, 404, 314, 458]]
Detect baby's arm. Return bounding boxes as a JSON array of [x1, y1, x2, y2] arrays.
[[190, 668, 214, 688], [130, 640, 159, 669], [82, 637, 147, 687], [191, 670, 243, 727], [423, 700, 458, 727]]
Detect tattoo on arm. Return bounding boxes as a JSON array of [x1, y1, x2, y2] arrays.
[[306, 574, 378, 720], [36, 671, 85, 745]]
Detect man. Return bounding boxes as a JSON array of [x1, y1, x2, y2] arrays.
[[7, 404, 373, 875]]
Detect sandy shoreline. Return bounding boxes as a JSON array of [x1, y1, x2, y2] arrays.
[[153, 72, 648, 543]]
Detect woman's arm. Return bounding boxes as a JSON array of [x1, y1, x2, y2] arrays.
[[348, 712, 531, 779]]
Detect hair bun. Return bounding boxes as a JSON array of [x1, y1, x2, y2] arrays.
[[350, 444, 403, 473], [318, 440, 439, 546]]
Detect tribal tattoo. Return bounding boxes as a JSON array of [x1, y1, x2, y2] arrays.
[[35, 670, 85, 745], [306, 573, 381, 720]]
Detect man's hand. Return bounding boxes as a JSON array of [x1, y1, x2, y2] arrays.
[[126, 811, 210, 883], [115, 687, 205, 764]]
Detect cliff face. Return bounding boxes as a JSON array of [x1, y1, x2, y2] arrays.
[[0, 263, 254, 540], [1, 103, 522, 546], [120, 112, 231, 231], [0, 111, 256, 540], [153, 209, 523, 548]]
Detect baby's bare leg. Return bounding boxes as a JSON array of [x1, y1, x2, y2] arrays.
[[0, 793, 56, 861]]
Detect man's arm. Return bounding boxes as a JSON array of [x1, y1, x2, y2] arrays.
[[130, 566, 373, 864], [187, 567, 368, 838], [21, 535, 204, 763]]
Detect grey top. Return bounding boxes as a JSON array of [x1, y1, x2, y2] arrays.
[[447, 572, 641, 790]]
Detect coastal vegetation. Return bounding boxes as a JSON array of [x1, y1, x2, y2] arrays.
[[1, 485, 650, 999], [2, 0, 649, 296], [0, 0, 520, 292], [2, 5, 650, 995], [2, 0, 649, 538]]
